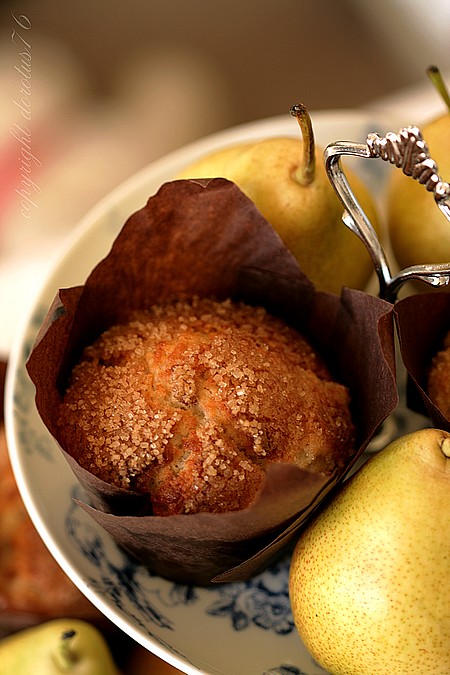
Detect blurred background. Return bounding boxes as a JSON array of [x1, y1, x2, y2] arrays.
[[0, 0, 449, 670], [1, 0, 450, 357]]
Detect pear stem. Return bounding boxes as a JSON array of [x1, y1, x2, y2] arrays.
[[290, 103, 315, 186], [426, 65, 450, 112], [52, 630, 79, 669], [441, 438, 450, 458]]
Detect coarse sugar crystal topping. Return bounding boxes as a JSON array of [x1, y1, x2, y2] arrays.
[[58, 297, 354, 514]]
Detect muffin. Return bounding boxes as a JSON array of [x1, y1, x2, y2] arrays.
[[0, 425, 103, 635], [427, 329, 450, 419], [57, 297, 355, 516], [27, 178, 398, 583], [394, 292, 450, 429]]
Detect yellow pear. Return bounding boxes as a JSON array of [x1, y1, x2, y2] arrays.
[[387, 66, 450, 271], [289, 428, 450, 675], [0, 619, 120, 675], [177, 104, 381, 294]]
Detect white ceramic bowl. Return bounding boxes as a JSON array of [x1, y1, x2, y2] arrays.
[[5, 110, 410, 674]]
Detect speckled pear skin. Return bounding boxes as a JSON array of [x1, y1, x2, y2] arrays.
[[177, 137, 381, 294], [387, 114, 450, 271], [289, 427, 450, 675]]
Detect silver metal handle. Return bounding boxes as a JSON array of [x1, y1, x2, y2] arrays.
[[324, 126, 450, 302]]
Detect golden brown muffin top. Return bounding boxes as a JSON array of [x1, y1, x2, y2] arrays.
[[58, 297, 354, 515]]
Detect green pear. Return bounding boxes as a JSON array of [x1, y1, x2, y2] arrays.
[[289, 427, 450, 675], [0, 619, 121, 675], [387, 66, 450, 271], [177, 104, 381, 294]]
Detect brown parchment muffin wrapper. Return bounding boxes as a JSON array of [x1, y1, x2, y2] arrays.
[[26, 178, 398, 585], [395, 292, 450, 430]]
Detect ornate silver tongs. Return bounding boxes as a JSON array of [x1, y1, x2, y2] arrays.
[[324, 125, 450, 302]]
